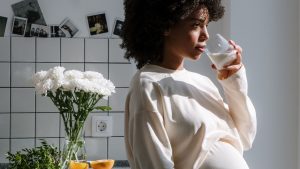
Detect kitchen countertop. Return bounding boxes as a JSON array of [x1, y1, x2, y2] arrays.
[[0, 160, 129, 169]]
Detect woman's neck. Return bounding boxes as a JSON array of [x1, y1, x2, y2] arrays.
[[154, 60, 184, 70], [154, 51, 184, 70]]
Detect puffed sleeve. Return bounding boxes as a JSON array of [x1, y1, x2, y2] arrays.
[[125, 76, 174, 169], [218, 66, 257, 150]]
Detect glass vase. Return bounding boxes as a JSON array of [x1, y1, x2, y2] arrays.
[[60, 124, 87, 169]]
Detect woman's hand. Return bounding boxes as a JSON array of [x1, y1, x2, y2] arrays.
[[212, 40, 243, 80]]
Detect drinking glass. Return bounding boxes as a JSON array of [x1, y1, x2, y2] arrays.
[[205, 34, 236, 70]]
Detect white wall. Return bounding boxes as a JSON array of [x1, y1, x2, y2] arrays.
[[0, 0, 124, 37], [231, 0, 299, 169]]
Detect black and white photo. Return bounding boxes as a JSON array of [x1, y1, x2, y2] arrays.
[[86, 13, 108, 36], [11, 0, 46, 37], [11, 16, 27, 36], [111, 18, 123, 38], [0, 16, 7, 37], [30, 23, 49, 37], [59, 18, 79, 38], [49, 25, 66, 37]]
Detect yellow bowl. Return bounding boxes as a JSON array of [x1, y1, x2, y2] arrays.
[[69, 160, 89, 169], [90, 159, 115, 169]]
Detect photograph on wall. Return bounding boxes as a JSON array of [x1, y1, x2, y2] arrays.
[[86, 12, 108, 36], [59, 18, 79, 38], [111, 18, 123, 38], [0, 16, 7, 37], [49, 25, 66, 37], [11, 16, 27, 36], [11, 0, 46, 37], [30, 24, 49, 37]]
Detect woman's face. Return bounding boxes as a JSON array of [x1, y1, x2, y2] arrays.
[[164, 5, 210, 61]]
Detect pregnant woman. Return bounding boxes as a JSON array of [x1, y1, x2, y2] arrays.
[[120, 0, 257, 168]]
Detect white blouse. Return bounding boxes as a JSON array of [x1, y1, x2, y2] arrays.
[[124, 64, 256, 169]]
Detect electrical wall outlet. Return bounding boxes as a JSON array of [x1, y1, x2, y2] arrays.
[[92, 116, 113, 137]]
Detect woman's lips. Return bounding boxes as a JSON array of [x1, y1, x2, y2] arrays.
[[195, 46, 206, 52]]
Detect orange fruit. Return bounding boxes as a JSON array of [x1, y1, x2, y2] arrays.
[[69, 160, 89, 169], [90, 159, 115, 169]]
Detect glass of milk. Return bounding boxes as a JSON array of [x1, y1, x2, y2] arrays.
[[205, 34, 236, 70]]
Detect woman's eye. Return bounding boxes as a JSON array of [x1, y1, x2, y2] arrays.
[[193, 23, 201, 27]]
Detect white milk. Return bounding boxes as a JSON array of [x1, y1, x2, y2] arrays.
[[208, 51, 236, 70]]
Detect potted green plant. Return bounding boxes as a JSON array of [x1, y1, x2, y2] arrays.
[[6, 140, 61, 169]]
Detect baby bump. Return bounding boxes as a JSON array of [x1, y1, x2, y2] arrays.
[[200, 141, 249, 169]]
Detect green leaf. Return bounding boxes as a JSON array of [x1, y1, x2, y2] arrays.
[[94, 106, 112, 111], [6, 139, 61, 169]]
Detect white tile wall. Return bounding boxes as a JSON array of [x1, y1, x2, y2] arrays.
[[11, 37, 35, 62], [11, 63, 35, 87], [0, 63, 10, 87], [111, 113, 125, 136], [36, 113, 60, 137], [109, 88, 128, 111], [0, 114, 10, 138], [61, 63, 84, 71], [0, 139, 9, 162], [108, 137, 127, 160], [11, 88, 35, 112], [36, 138, 60, 149], [85, 63, 108, 79], [36, 94, 59, 112], [85, 39, 108, 62], [0, 37, 10, 61], [109, 64, 136, 87], [85, 138, 107, 160], [11, 139, 35, 153], [36, 63, 60, 72], [0, 37, 133, 167], [61, 38, 84, 62], [0, 88, 10, 113], [36, 38, 60, 62], [109, 39, 127, 63], [11, 113, 35, 138]]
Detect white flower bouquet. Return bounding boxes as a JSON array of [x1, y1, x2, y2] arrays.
[[32, 66, 115, 169]]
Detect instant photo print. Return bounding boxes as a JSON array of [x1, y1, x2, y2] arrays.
[[59, 18, 79, 38], [49, 25, 66, 37], [11, 16, 27, 36], [86, 12, 108, 37], [0, 16, 7, 37], [30, 23, 49, 37], [11, 0, 46, 37], [111, 18, 123, 38]]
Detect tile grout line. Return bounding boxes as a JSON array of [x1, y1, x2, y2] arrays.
[[59, 38, 62, 150], [9, 36, 12, 156], [108, 39, 112, 159], [34, 37, 37, 147]]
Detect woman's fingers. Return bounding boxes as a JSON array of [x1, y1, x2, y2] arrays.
[[223, 51, 242, 68], [229, 40, 243, 53]]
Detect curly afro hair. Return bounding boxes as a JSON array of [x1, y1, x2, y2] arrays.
[[120, 0, 225, 69]]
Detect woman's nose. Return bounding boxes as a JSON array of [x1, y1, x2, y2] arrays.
[[199, 26, 209, 41]]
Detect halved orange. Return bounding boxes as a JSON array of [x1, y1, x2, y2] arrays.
[[90, 159, 115, 169], [69, 160, 89, 169]]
